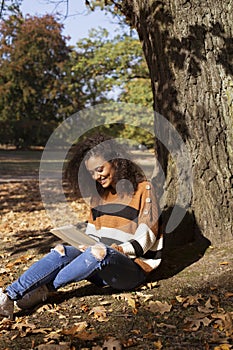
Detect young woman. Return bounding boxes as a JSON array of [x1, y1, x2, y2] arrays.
[[0, 133, 163, 319]]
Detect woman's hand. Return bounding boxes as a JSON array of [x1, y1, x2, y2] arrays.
[[78, 244, 89, 252], [110, 243, 124, 254]]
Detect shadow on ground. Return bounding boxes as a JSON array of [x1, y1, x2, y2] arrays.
[[4, 229, 60, 256], [148, 206, 211, 282]]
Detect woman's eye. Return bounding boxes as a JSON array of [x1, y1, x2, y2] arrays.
[[96, 167, 103, 173]]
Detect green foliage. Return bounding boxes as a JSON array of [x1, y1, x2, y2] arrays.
[[73, 29, 153, 102], [67, 101, 155, 151], [71, 28, 154, 146], [0, 120, 57, 148], [85, 0, 128, 27], [0, 11, 154, 148]]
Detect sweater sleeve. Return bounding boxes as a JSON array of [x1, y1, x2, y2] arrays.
[[119, 182, 159, 258]]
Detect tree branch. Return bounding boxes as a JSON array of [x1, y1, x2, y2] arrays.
[[129, 74, 150, 80], [0, 0, 5, 18]]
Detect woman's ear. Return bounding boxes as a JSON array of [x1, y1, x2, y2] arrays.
[[111, 159, 118, 169]]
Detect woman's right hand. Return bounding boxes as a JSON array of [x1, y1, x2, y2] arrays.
[[78, 244, 89, 252]]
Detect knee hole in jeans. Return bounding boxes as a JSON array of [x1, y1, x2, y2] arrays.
[[54, 244, 65, 256], [91, 243, 107, 261]]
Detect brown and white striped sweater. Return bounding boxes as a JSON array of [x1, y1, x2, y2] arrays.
[[85, 181, 163, 274]]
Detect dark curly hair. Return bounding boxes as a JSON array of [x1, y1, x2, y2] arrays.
[[65, 132, 146, 198]]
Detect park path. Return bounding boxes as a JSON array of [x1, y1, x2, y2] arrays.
[[0, 149, 41, 181], [0, 149, 155, 182]]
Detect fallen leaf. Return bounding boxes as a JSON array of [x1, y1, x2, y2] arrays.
[[140, 281, 159, 290], [182, 294, 203, 308], [62, 321, 88, 335], [212, 313, 233, 336], [44, 330, 61, 342], [210, 286, 218, 291], [144, 332, 156, 339], [113, 293, 140, 312], [198, 297, 214, 314], [176, 295, 185, 303], [184, 312, 212, 331], [157, 323, 176, 329], [140, 294, 154, 303], [124, 293, 140, 312], [211, 294, 219, 303], [6, 254, 34, 268], [214, 345, 232, 350], [0, 267, 11, 274], [146, 300, 172, 314], [122, 337, 138, 348], [89, 306, 109, 322], [103, 336, 122, 350], [11, 333, 19, 340], [31, 328, 53, 334], [146, 281, 159, 289], [154, 340, 163, 349], [75, 329, 98, 340], [0, 318, 13, 331], [225, 292, 233, 299], [100, 300, 112, 306], [210, 330, 232, 345], [80, 303, 89, 312]]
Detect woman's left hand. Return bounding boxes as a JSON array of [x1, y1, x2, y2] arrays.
[[110, 243, 124, 254]]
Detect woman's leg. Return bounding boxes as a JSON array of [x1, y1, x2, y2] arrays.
[[97, 247, 147, 290], [52, 243, 146, 291], [6, 245, 81, 300]]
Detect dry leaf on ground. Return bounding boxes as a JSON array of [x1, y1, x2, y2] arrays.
[[183, 312, 212, 331], [103, 336, 122, 350], [89, 306, 109, 322], [145, 300, 172, 314]]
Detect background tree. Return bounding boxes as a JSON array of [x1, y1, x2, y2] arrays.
[[0, 13, 77, 147], [0, 0, 22, 19], [71, 27, 154, 145], [0, 10, 153, 148]]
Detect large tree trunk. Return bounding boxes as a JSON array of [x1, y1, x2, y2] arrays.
[[121, 0, 233, 244]]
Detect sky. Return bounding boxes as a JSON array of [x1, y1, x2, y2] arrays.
[[21, 0, 121, 45]]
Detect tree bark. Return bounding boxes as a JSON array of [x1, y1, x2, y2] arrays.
[[121, 0, 233, 243]]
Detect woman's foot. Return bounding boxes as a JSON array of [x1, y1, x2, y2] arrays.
[[16, 285, 49, 309], [0, 288, 14, 320]]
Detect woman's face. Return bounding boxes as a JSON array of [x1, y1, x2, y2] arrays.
[[85, 155, 116, 189]]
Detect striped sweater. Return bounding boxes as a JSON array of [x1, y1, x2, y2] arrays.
[[85, 181, 163, 274]]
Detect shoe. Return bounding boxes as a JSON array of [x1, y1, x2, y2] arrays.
[[16, 285, 49, 310], [0, 288, 14, 320]]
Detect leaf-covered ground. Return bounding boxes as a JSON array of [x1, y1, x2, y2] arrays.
[[0, 156, 233, 349]]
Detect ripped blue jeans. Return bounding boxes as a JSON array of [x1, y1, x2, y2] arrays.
[[6, 243, 147, 301]]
